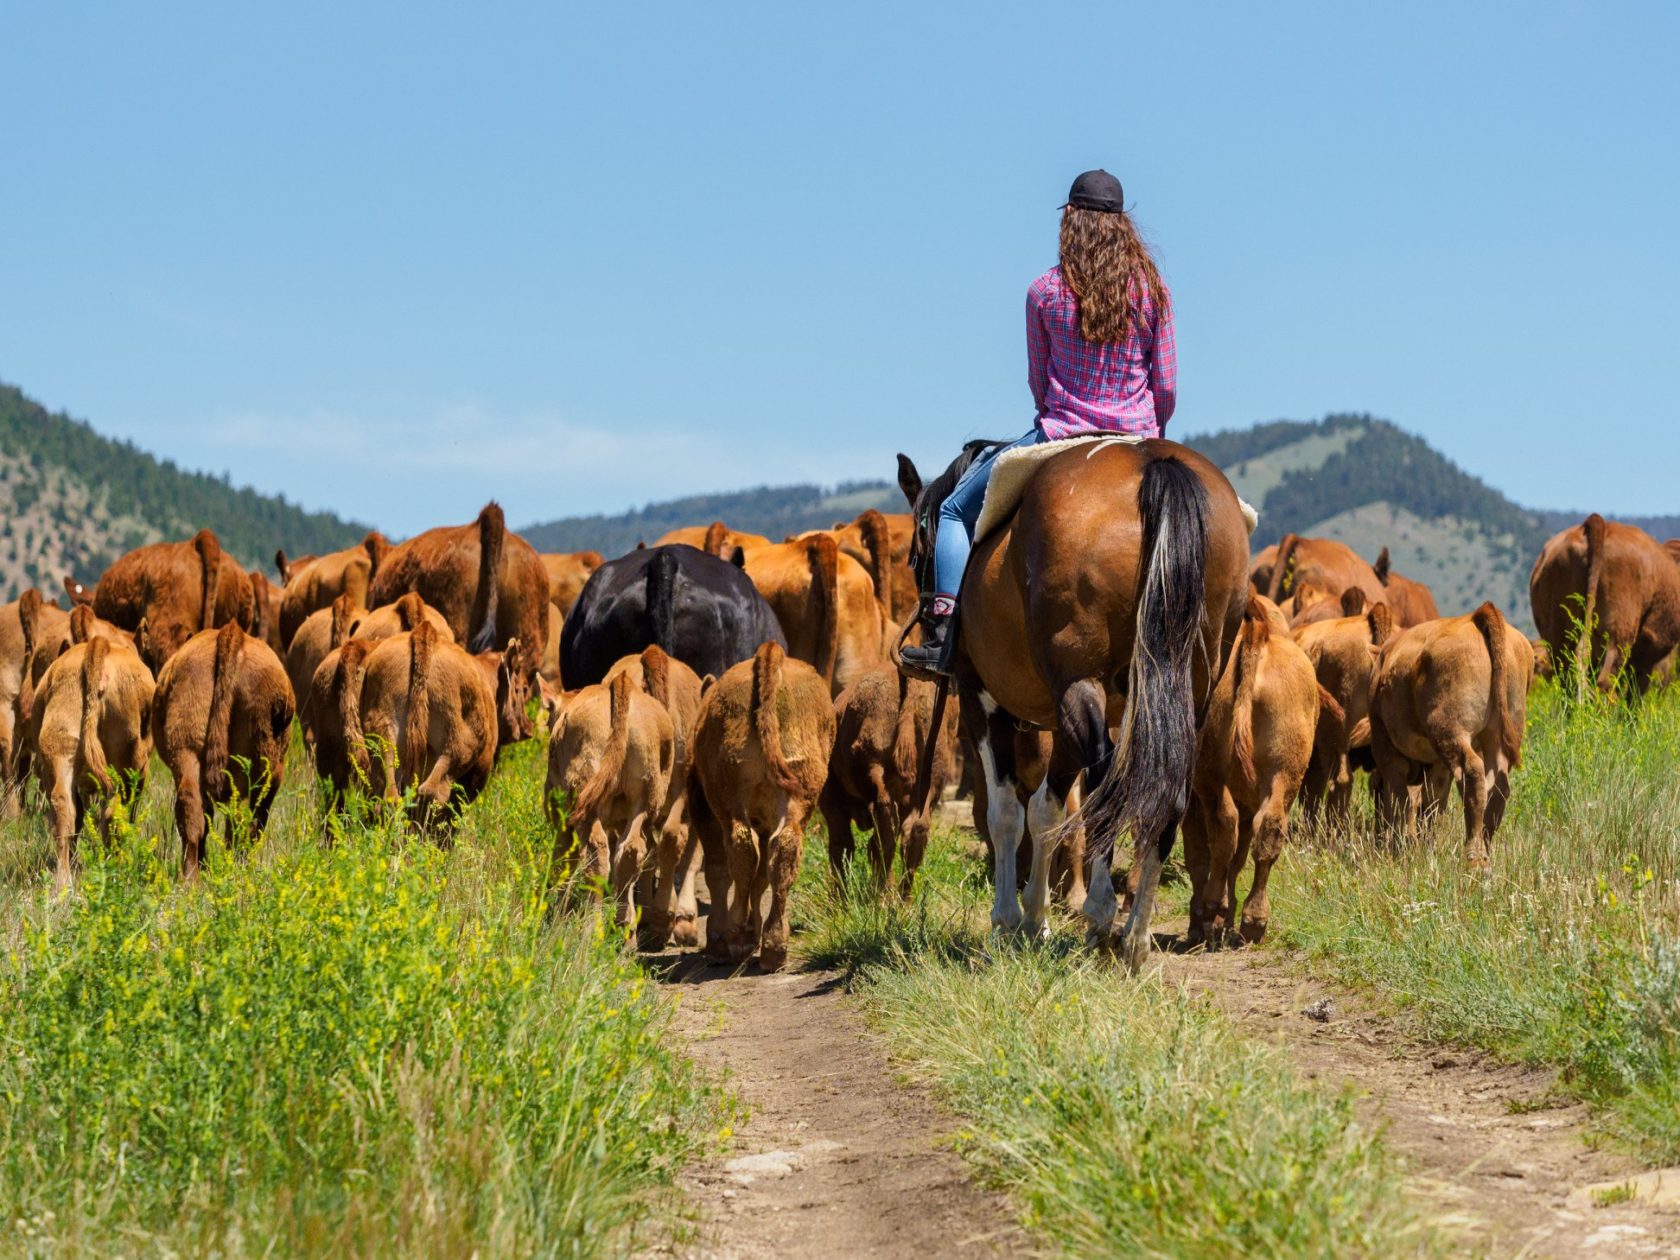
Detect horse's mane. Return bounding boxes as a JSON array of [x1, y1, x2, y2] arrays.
[[920, 439, 1006, 525]]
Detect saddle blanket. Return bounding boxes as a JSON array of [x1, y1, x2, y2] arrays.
[[973, 433, 1259, 541]]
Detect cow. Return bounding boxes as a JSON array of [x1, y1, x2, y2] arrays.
[[540, 550, 605, 615], [25, 634, 155, 888], [1293, 600, 1396, 824], [1265, 534, 1387, 613], [153, 623, 294, 877], [350, 594, 455, 644], [546, 670, 675, 933], [1290, 585, 1367, 630], [1372, 547, 1440, 626], [602, 645, 706, 947], [248, 569, 284, 655], [819, 665, 957, 897], [798, 509, 908, 624], [0, 592, 72, 810], [337, 620, 499, 825], [69, 529, 252, 674], [560, 544, 786, 688], [276, 531, 392, 650], [1366, 604, 1534, 869], [69, 603, 139, 651], [654, 521, 772, 558], [541, 602, 564, 686], [688, 641, 836, 971], [366, 503, 546, 737], [288, 595, 361, 744], [1530, 514, 1680, 695], [742, 535, 887, 696], [1183, 597, 1321, 947]]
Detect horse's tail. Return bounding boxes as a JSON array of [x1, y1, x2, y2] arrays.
[[1266, 532, 1301, 603], [1078, 456, 1209, 863]]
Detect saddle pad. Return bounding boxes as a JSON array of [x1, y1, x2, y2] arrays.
[[973, 434, 1259, 540]]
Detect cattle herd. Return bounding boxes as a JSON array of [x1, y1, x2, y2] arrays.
[[0, 472, 1673, 969]]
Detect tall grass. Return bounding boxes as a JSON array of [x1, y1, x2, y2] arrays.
[[798, 843, 1430, 1258], [1279, 681, 1680, 1158], [0, 736, 730, 1257]]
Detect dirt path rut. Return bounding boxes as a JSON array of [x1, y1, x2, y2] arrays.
[[650, 955, 1023, 1260], [1160, 943, 1680, 1257]]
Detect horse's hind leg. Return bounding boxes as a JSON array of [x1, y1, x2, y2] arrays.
[[1023, 726, 1088, 936], [1120, 818, 1179, 973]]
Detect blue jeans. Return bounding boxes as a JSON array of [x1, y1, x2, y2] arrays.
[[932, 427, 1046, 598]]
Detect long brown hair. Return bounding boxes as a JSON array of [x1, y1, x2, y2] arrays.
[[1058, 206, 1168, 344]]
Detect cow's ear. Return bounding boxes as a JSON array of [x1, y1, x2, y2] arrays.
[[896, 453, 923, 511], [1373, 546, 1391, 585]]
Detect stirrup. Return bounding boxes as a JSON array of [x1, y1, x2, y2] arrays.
[[896, 602, 958, 682]]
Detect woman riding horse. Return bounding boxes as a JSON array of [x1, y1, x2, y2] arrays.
[[900, 168, 1177, 677]]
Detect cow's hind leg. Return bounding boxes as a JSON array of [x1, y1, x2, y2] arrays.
[[689, 785, 733, 960], [758, 801, 809, 973], [1239, 778, 1293, 944], [819, 782, 855, 891], [47, 756, 76, 891], [1451, 736, 1491, 871]]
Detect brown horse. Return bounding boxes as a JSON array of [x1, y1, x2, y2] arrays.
[[897, 439, 1250, 969]]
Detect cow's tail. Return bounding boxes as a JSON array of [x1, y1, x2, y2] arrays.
[[702, 521, 729, 559], [1266, 532, 1302, 603], [639, 643, 671, 710], [892, 674, 931, 790], [1231, 595, 1268, 786], [16, 589, 43, 730], [857, 509, 895, 620], [334, 639, 373, 777], [1581, 512, 1607, 667], [404, 621, 435, 783], [203, 622, 245, 798], [751, 641, 803, 793], [1367, 601, 1394, 647], [574, 670, 633, 821], [1472, 601, 1521, 768], [470, 503, 505, 653], [1316, 684, 1346, 726], [247, 570, 268, 643], [1373, 545, 1392, 585], [330, 592, 357, 648], [806, 534, 840, 689], [362, 530, 392, 577], [194, 528, 223, 630], [1072, 456, 1209, 863], [646, 548, 679, 655], [394, 592, 428, 633], [79, 636, 112, 794]]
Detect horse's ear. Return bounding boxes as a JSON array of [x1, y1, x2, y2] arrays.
[[896, 453, 923, 512]]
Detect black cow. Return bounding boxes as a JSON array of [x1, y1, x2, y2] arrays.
[[560, 544, 787, 687]]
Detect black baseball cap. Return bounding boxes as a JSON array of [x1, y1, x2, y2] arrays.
[[1064, 169, 1125, 214]]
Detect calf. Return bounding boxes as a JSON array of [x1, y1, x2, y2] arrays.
[[1, 591, 72, 810], [603, 645, 705, 946], [288, 594, 360, 742], [350, 621, 499, 825], [1293, 600, 1396, 824], [1184, 597, 1321, 946], [153, 623, 294, 876], [689, 641, 835, 970], [547, 670, 675, 932], [819, 665, 957, 896], [1367, 603, 1534, 868], [26, 635, 155, 887]]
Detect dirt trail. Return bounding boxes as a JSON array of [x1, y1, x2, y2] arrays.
[[651, 954, 1024, 1260], [1158, 941, 1680, 1257]]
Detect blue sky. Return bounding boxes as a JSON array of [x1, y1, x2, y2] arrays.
[[4, 2, 1675, 534]]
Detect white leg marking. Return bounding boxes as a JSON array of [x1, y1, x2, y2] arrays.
[[1083, 843, 1119, 941], [978, 734, 1024, 931], [1023, 779, 1065, 937]]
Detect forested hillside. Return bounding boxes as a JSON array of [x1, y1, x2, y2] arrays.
[[0, 383, 368, 598]]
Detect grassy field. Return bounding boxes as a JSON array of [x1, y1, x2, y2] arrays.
[[0, 737, 732, 1257], [1277, 680, 1680, 1159]]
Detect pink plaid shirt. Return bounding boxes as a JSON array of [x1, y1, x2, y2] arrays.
[[1026, 265, 1176, 439]]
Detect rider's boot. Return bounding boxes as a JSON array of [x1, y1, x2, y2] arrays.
[[898, 597, 958, 680]]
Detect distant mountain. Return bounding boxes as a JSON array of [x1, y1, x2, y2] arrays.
[[0, 382, 370, 598], [521, 481, 903, 557]]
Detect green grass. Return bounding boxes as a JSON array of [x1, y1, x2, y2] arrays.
[[0, 735, 731, 1257], [796, 837, 1431, 1258], [1277, 681, 1680, 1160]]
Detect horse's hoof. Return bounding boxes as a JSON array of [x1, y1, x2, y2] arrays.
[[757, 946, 788, 973], [1239, 919, 1267, 946]]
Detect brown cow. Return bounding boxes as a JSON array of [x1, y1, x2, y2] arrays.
[[688, 641, 836, 971], [342, 620, 499, 824], [1372, 547, 1440, 626], [1530, 514, 1680, 694], [540, 550, 604, 615], [69, 603, 139, 651], [350, 594, 455, 644], [366, 503, 544, 740], [798, 509, 906, 625], [819, 665, 957, 897], [1248, 543, 1280, 597], [546, 670, 675, 931], [288, 595, 361, 744], [72, 529, 252, 673], [26, 635, 155, 887], [1183, 598, 1321, 947], [1294, 600, 1395, 823], [1, 592, 73, 809], [1265, 534, 1386, 612], [1290, 585, 1367, 630], [742, 535, 887, 696], [248, 570, 284, 655], [602, 645, 705, 947], [153, 623, 294, 877], [276, 531, 392, 650], [654, 521, 772, 558], [1367, 604, 1534, 868]]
